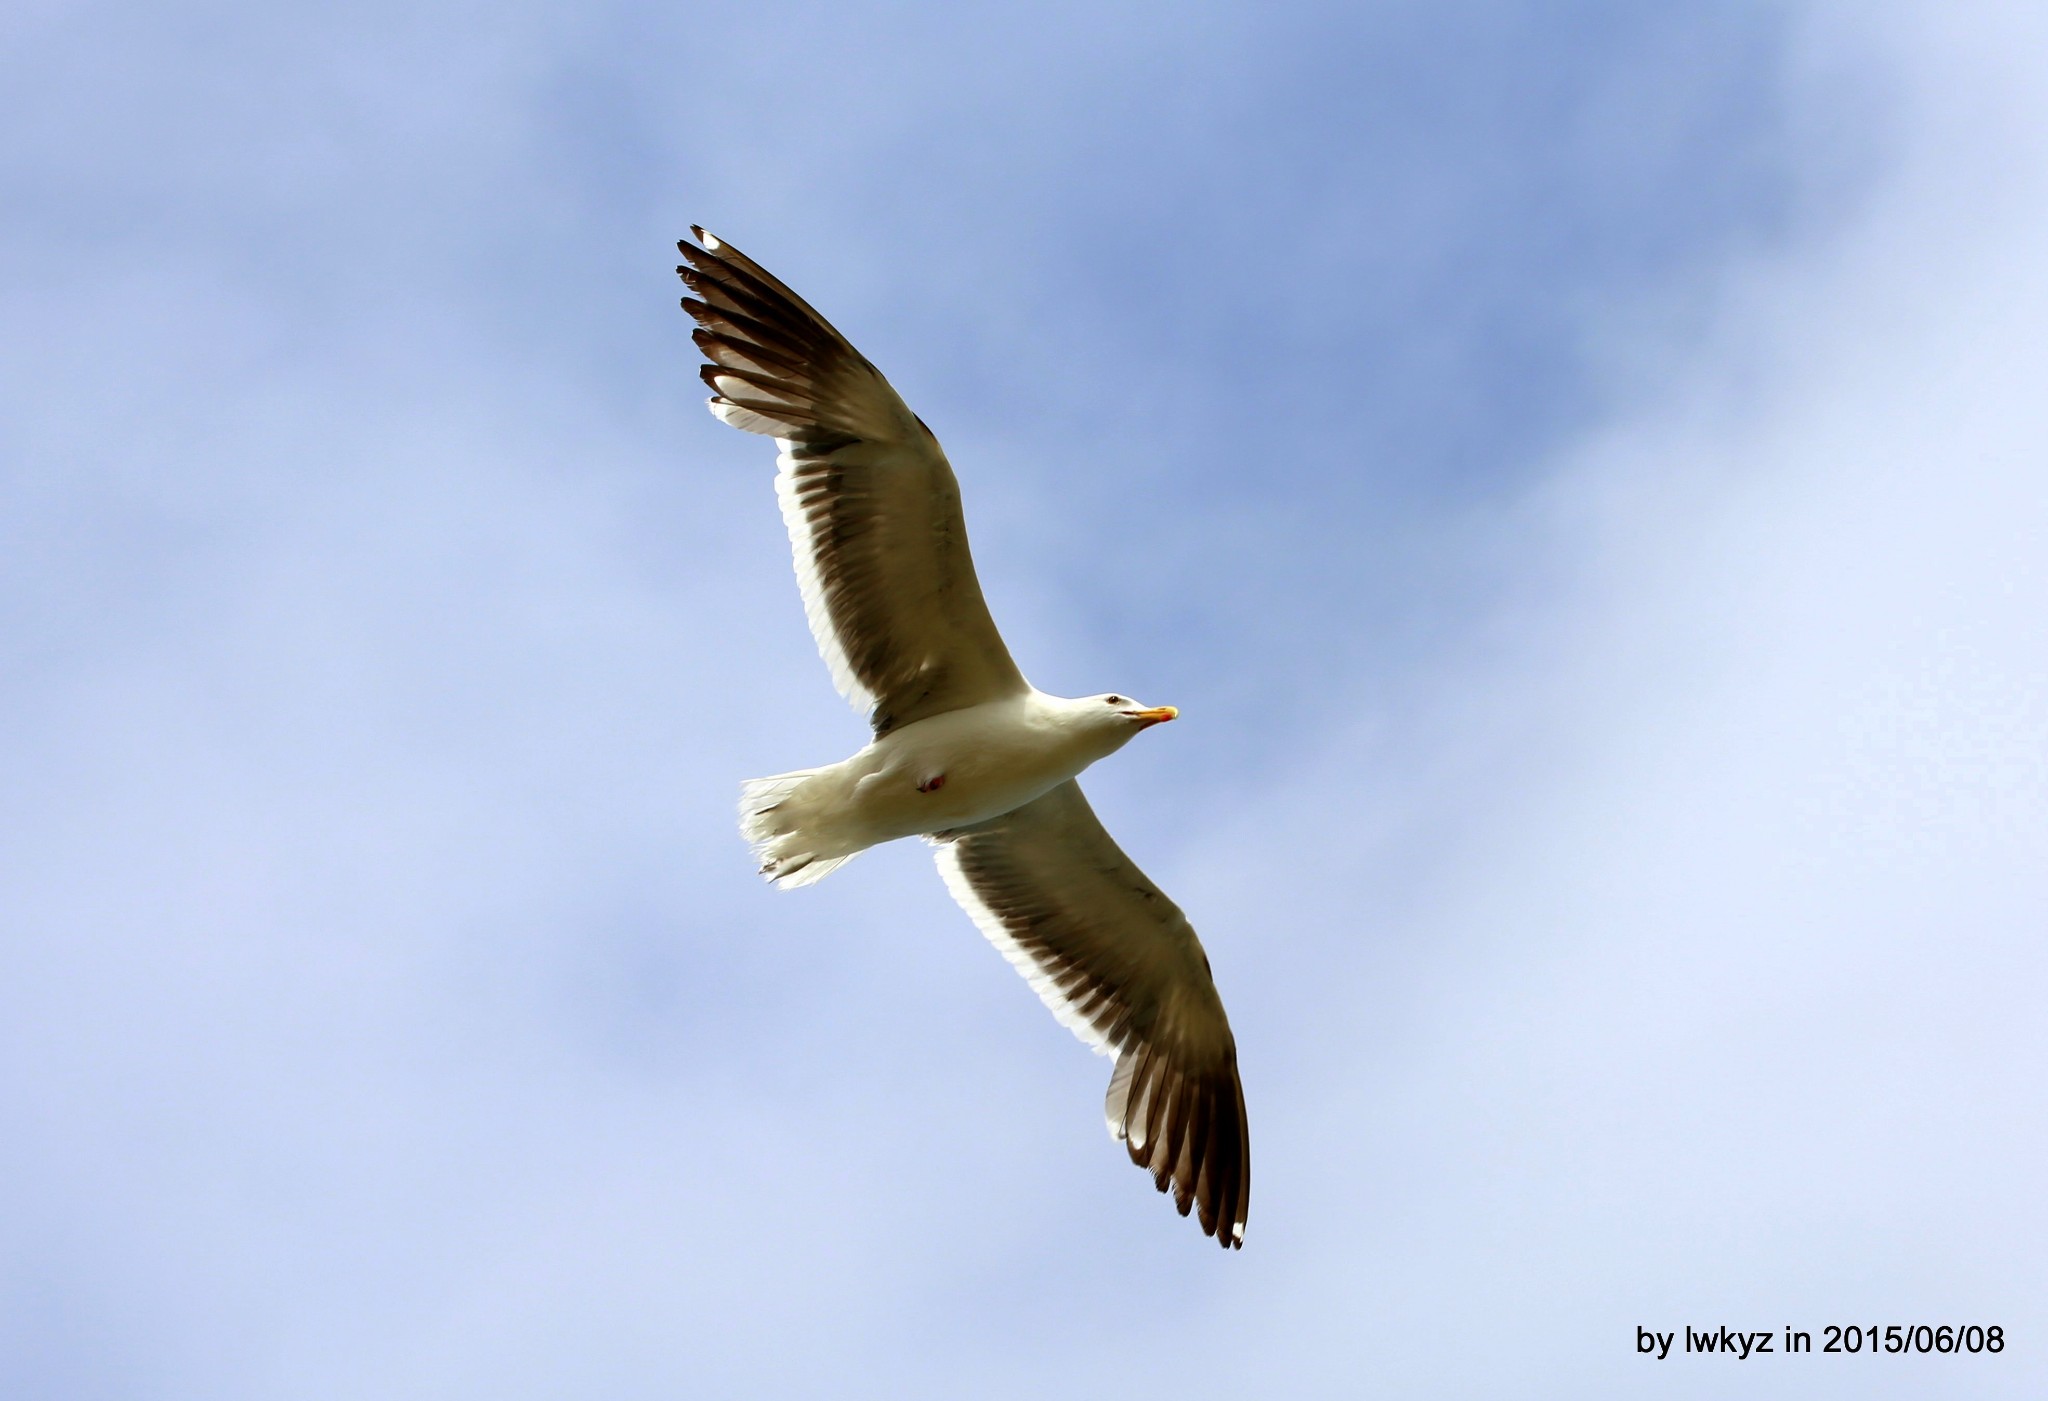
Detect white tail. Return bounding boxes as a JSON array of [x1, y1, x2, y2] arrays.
[[738, 769, 856, 888]]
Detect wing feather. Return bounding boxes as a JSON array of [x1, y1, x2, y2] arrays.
[[681, 229, 1028, 733], [932, 781, 1250, 1248]]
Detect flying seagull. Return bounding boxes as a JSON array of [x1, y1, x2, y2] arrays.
[[678, 228, 1249, 1249]]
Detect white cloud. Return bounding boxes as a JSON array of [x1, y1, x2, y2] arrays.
[[1180, 4, 2048, 1393]]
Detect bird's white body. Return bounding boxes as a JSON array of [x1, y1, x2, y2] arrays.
[[741, 691, 1152, 885]]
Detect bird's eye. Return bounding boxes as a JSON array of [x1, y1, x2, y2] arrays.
[[1105, 695, 1123, 706]]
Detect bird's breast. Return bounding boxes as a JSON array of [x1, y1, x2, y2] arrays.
[[854, 701, 1089, 837]]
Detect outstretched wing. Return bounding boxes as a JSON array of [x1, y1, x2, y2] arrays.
[[931, 781, 1250, 1248], [679, 229, 1029, 736]]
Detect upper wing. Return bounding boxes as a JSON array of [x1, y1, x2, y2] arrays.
[[931, 780, 1250, 1248], [679, 228, 1029, 736]]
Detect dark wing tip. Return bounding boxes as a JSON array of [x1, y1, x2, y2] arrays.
[[1110, 1043, 1250, 1251]]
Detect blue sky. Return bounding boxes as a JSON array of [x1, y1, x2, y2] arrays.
[[4, 2, 2044, 1396]]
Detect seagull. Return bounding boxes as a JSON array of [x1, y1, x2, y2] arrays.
[[678, 228, 1249, 1249]]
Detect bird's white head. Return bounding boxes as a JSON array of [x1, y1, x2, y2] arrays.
[[1057, 691, 1178, 758]]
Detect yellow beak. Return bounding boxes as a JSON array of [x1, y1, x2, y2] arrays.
[[1129, 705, 1178, 725]]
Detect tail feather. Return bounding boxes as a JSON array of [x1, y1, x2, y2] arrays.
[[758, 850, 855, 888], [738, 771, 813, 845], [739, 769, 857, 888]]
